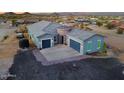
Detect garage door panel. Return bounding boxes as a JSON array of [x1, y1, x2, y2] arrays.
[[70, 39, 80, 52], [42, 39, 51, 48]]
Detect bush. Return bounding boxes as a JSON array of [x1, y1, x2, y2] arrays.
[[96, 21, 103, 27], [80, 23, 84, 29], [117, 28, 124, 34], [102, 42, 107, 53], [3, 35, 8, 40], [1, 35, 9, 42]]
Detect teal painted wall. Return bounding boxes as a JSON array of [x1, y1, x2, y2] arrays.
[[83, 35, 104, 54]]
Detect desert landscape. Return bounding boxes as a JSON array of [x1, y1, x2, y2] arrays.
[[0, 12, 124, 79]]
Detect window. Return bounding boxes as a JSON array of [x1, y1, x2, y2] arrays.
[[54, 36, 57, 42], [97, 40, 101, 49], [87, 41, 92, 51]]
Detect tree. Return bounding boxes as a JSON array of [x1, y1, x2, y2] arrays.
[[18, 24, 28, 33], [12, 19, 17, 26]]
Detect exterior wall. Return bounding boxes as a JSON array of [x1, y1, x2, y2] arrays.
[[83, 35, 104, 54], [29, 33, 40, 48]]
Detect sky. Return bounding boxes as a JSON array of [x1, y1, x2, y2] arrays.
[[0, 0, 123, 12]]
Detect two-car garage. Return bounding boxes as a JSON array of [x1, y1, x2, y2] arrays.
[[69, 39, 81, 52]]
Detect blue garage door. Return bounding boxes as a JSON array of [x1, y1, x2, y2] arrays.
[[42, 39, 51, 48], [70, 39, 80, 52]]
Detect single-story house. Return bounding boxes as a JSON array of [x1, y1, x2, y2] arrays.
[[75, 18, 91, 24], [27, 21, 104, 55]]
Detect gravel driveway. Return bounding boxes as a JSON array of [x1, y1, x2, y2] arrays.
[[8, 50, 124, 80]]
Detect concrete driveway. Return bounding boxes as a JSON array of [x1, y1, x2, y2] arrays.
[[40, 45, 81, 61]]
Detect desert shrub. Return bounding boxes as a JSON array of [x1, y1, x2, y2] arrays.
[[12, 19, 17, 26], [102, 42, 107, 53], [3, 35, 8, 40], [80, 23, 84, 29], [117, 28, 124, 34], [1, 35, 9, 42], [96, 21, 103, 27]]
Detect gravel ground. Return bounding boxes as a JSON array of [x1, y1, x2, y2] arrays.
[[8, 50, 124, 80]]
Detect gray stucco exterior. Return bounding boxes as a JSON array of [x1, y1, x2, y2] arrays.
[[27, 21, 105, 55]]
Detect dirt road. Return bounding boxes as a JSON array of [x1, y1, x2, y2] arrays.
[[0, 30, 18, 77]]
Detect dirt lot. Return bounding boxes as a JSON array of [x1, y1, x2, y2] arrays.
[[8, 50, 124, 80], [0, 30, 18, 76], [88, 25, 124, 63]]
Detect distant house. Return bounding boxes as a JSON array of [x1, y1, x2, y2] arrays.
[[0, 19, 6, 24], [23, 19, 39, 24], [15, 19, 25, 26], [75, 18, 90, 25], [27, 21, 104, 55], [110, 20, 121, 26], [119, 24, 124, 30], [90, 18, 98, 25], [15, 19, 39, 26]]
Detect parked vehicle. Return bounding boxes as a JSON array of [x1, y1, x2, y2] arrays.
[[16, 33, 24, 39], [19, 38, 29, 49]]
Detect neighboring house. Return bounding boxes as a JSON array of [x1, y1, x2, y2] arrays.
[[15, 19, 25, 26], [27, 21, 104, 55], [23, 19, 39, 24], [119, 24, 124, 30], [110, 20, 121, 26], [75, 18, 90, 25], [0, 19, 6, 24], [90, 18, 98, 25], [15, 19, 39, 26]]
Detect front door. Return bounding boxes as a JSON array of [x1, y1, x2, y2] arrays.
[[58, 35, 64, 44], [61, 36, 64, 44]]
